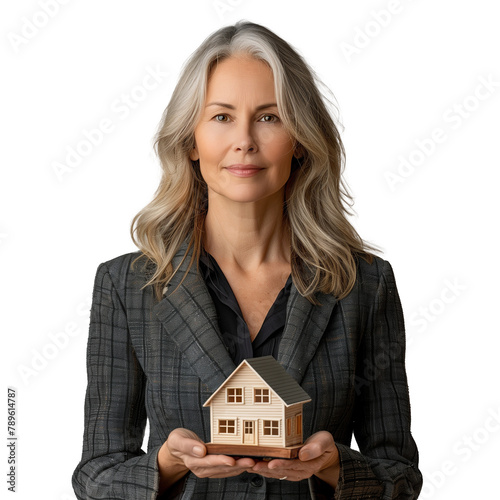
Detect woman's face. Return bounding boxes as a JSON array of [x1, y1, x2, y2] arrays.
[[190, 55, 295, 206]]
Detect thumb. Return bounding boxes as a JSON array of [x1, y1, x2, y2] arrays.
[[191, 443, 206, 458], [299, 431, 334, 461], [169, 428, 207, 458]]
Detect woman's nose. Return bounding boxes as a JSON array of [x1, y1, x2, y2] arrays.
[[233, 121, 258, 153]]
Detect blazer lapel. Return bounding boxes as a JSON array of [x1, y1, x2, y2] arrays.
[[152, 244, 236, 394], [152, 242, 337, 391], [278, 285, 338, 385]]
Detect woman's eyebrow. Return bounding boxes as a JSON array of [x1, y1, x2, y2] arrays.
[[205, 101, 278, 111]]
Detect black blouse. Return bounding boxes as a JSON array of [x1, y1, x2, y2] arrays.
[[199, 252, 292, 365]]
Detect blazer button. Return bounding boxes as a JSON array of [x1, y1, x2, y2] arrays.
[[250, 475, 263, 487]]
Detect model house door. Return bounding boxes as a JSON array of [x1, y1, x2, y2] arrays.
[[243, 420, 256, 444]]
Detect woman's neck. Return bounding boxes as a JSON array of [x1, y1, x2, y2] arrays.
[[203, 192, 290, 272]]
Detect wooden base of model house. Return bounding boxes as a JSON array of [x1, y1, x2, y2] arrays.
[[205, 443, 303, 459]]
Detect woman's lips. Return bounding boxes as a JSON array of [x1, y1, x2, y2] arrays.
[[225, 164, 264, 177]]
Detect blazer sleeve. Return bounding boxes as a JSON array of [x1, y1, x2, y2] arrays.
[[72, 262, 161, 500], [332, 259, 423, 499]]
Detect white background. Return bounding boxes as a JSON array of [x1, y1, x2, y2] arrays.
[[2, 0, 499, 498]]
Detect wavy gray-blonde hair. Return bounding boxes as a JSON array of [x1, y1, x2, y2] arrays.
[[130, 20, 377, 303]]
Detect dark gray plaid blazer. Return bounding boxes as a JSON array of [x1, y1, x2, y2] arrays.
[[72, 244, 422, 499]]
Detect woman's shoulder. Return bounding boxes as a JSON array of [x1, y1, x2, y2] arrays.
[[356, 252, 393, 277], [352, 252, 399, 297], [100, 250, 143, 270], [94, 250, 155, 291]]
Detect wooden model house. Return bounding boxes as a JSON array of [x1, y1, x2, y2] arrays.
[[203, 356, 311, 458]]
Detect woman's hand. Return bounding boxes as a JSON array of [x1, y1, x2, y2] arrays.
[[250, 431, 340, 488], [157, 428, 256, 493]]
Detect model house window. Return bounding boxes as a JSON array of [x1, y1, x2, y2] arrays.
[[295, 414, 302, 435], [254, 388, 270, 403], [226, 388, 243, 403], [263, 420, 280, 436], [286, 418, 292, 436], [218, 419, 236, 434]]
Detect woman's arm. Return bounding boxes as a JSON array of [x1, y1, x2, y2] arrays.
[[251, 259, 421, 499], [72, 262, 161, 500], [72, 260, 257, 499], [332, 259, 422, 498]]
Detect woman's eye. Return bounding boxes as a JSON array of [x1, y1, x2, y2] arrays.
[[260, 114, 279, 123], [214, 114, 229, 122]]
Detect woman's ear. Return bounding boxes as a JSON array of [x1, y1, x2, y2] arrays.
[[189, 145, 199, 161], [293, 143, 304, 159]]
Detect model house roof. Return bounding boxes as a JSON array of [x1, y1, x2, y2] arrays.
[[203, 355, 311, 407]]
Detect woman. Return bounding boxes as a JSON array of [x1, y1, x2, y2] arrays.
[[72, 21, 422, 499]]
